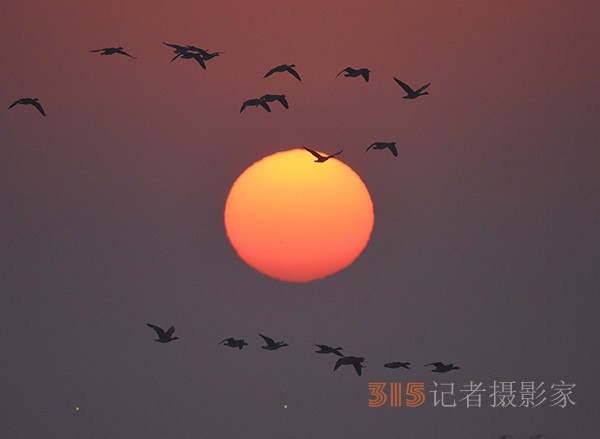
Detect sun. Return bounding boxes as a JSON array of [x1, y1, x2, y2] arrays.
[[224, 148, 374, 282]]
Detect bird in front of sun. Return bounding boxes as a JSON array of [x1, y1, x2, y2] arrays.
[[315, 344, 344, 356], [240, 97, 271, 113], [90, 47, 136, 58], [259, 334, 288, 350], [393, 77, 431, 99], [8, 98, 46, 116], [366, 142, 398, 157], [264, 64, 301, 81], [384, 361, 411, 369], [426, 362, 460, 373], [147, 324, 179, 343], [219, 337, 248, 350], [336, 67, 370, 82], [303, 146, 343, 163], [334, 356, 366, 376]]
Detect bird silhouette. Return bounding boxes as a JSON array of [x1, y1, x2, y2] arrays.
[[334, 356, 366, 376], [219, 338, 248, 349], [8, 98, 45, 116], [384, 362, 411, 369], [147, 324, 179, 343], [240, 97, 271, 113], [425, 362, 460, 372], [336, 67, 369, 82], [393, 77, 430, 99], [315, 344, 344, 356], [176, 51, 207, 70], [260, 94, 289, 109], [365, 142, 398, 157], [529, 435, 554, 439], [259, 334, 288, 350], [264, 64, 301, 81], [303, 146, 343, 162], [90, 47, 136, 58], [496, 436, 513, 439]]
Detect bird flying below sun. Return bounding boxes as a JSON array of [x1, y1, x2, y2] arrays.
[[302, 146, 343, 163], [259, 334, 289, 350], [147, 324, 179, 343], [334, 356, 366, 376], [219, 337, 248, 349], [240, 97, 271, 113], [336, 67, 370, 82], [315, 344, 344, 356], [8, 98, 46, 116], [264, 64, 301, 81], [90, 47, 136, 58], [393, 77, 431, 99], [365, 142, 397, 157], [260, 94, 289, 109]]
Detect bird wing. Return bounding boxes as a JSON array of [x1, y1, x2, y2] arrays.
[[330, 150, 343, 158], [416, 82, 431, 93], [361, 70, 369, 82], [352, 362, 363, 376], [335, 68, 349, 78], [147, 324, 165, 337], [303, 146, 324, 160], [287, 66, 301, 81], [365, 143, 377, 153], [426, 362, 444, 368], [116, 49, 135, 58], [388, 143, 398, 157], [259, 334, 275, 346], [333, 359, 343, 371], [275, 95, 289, 109], [90, 48, 106, 53], [30, 100, 46, 116], [218, 338, 233, 344], [393, 77, 415, 94], [192, 55, 206, 69], [263, 67, 278, 78], [240, 101, 251, 113], [165, 326, 176, 337], [8, 100, 20, 109], [258, 100, 271, 112]]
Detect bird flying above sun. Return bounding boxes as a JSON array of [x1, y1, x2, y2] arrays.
[[224, 148, 374, 282]]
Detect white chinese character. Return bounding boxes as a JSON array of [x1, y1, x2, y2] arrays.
[[429, 382, 456, 407], [519, 381, 547, 408], [490, 381, 517, 407], [549, 381, 576, 408], [459, 381, 485, 408]]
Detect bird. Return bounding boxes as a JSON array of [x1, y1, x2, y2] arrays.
[[259, 334, 288, 350], [303, 146, 343, 162], [528, 435, 554, 439], [384, 362, 411, 369], [8, 98, 45, 116], [219, 338, 248, 349], [336, 67, 369, 82], [365, 142, 398, 157], [264, 64, 301, 81], [147, 324, 178, 343], [393, 77, 431, 99], [240, 97, 271, 113], [496, 436, 513, 439], [260, 94, 289, 109], [425, 362, 460, 372], [90, 47, 136, 58], [199, 50, 223, 61], [315, 344, 344, 356], [334, 356, 366, 376], [176, 51, 207, 70]]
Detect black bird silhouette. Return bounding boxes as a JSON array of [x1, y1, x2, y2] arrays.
[[425, 362, 460, 373], [264, 64, 301, 81], [303, 146, 343, 163], [200, 49, 223, 61], [8, 98, 45, 116], [260, 94, 289, 109], [529, 435, 555, 439], [147, 324, 178, 343], [176, 51, 207, 70], [334, 356, 366, 376], [336, 67, 370, 82], [365, 142, 398, 157], [259, 334, 288, 350], [240, 97, 271, 113], [393, 77, 431, 99], [384, 362, 411, 369], [496, 436, 513, 439], [219, 338, 248, 349], [90, 47, 136, 58], [315, 344, 344, 356]]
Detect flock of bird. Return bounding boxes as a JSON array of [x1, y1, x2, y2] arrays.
[[146, 323, 458, 377], [7, 42, 430, 159]]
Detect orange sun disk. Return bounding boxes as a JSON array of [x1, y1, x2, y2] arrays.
[[224, 148, 374, 282]]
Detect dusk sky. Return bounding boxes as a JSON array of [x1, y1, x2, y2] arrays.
[[1, 1, 599, 437]]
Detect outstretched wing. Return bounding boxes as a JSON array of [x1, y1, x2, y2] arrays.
[[8, 100, 20, 109], [116, 49, 135, 59], [361, 70, 369, 82], [30, 100, 46, 116], [426, 362, 444, 368], [335, 68, 349, 78], [365, 143, 377, 153], [352, 362, 363, 376], [388, 143, 398, 157], [263, 66, 278, 78], [303, 146, 323, 160], [333, 359, 343, 371], [90, 48, 106, 53], [258, 100, 271, 112], [259, 334, 275, 346], [191, 54, 206, 69], [219, 338, 233, 344], [147, 324, 165, 337], [287, 66, 301, 81], [416, 82, 431, 93], [393, 77, 415, 94], [329, 150, 343, 158], [275, 95, 289, 109], [165, 326, 176, 337]]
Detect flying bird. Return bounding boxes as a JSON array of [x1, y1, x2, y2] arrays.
[[336, 67, 370, 82], [219, 338, 248, 349], [240, 97, 271, 113], [90, 47, 136, 58], [425, 362, 460, 373], [8, 98, 45, 116], [334, 356, 366, 376], [147, 324, 179, 343], [384, 362, 411, 369], [303, 146, 343, 163], [393, 77, 431, 99], [528, 435, 555, 439], [315, 344, 344, 356], [365, 142, 398, 157], [260, 94, 289, 109], [264, 64, 301, 81], [259, 334, 288, 350]]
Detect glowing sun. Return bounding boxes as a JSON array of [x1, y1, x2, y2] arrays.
[[224, 148, 374, 282]]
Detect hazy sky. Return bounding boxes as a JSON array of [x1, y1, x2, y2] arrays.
[[1, 1, 599, 437]]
